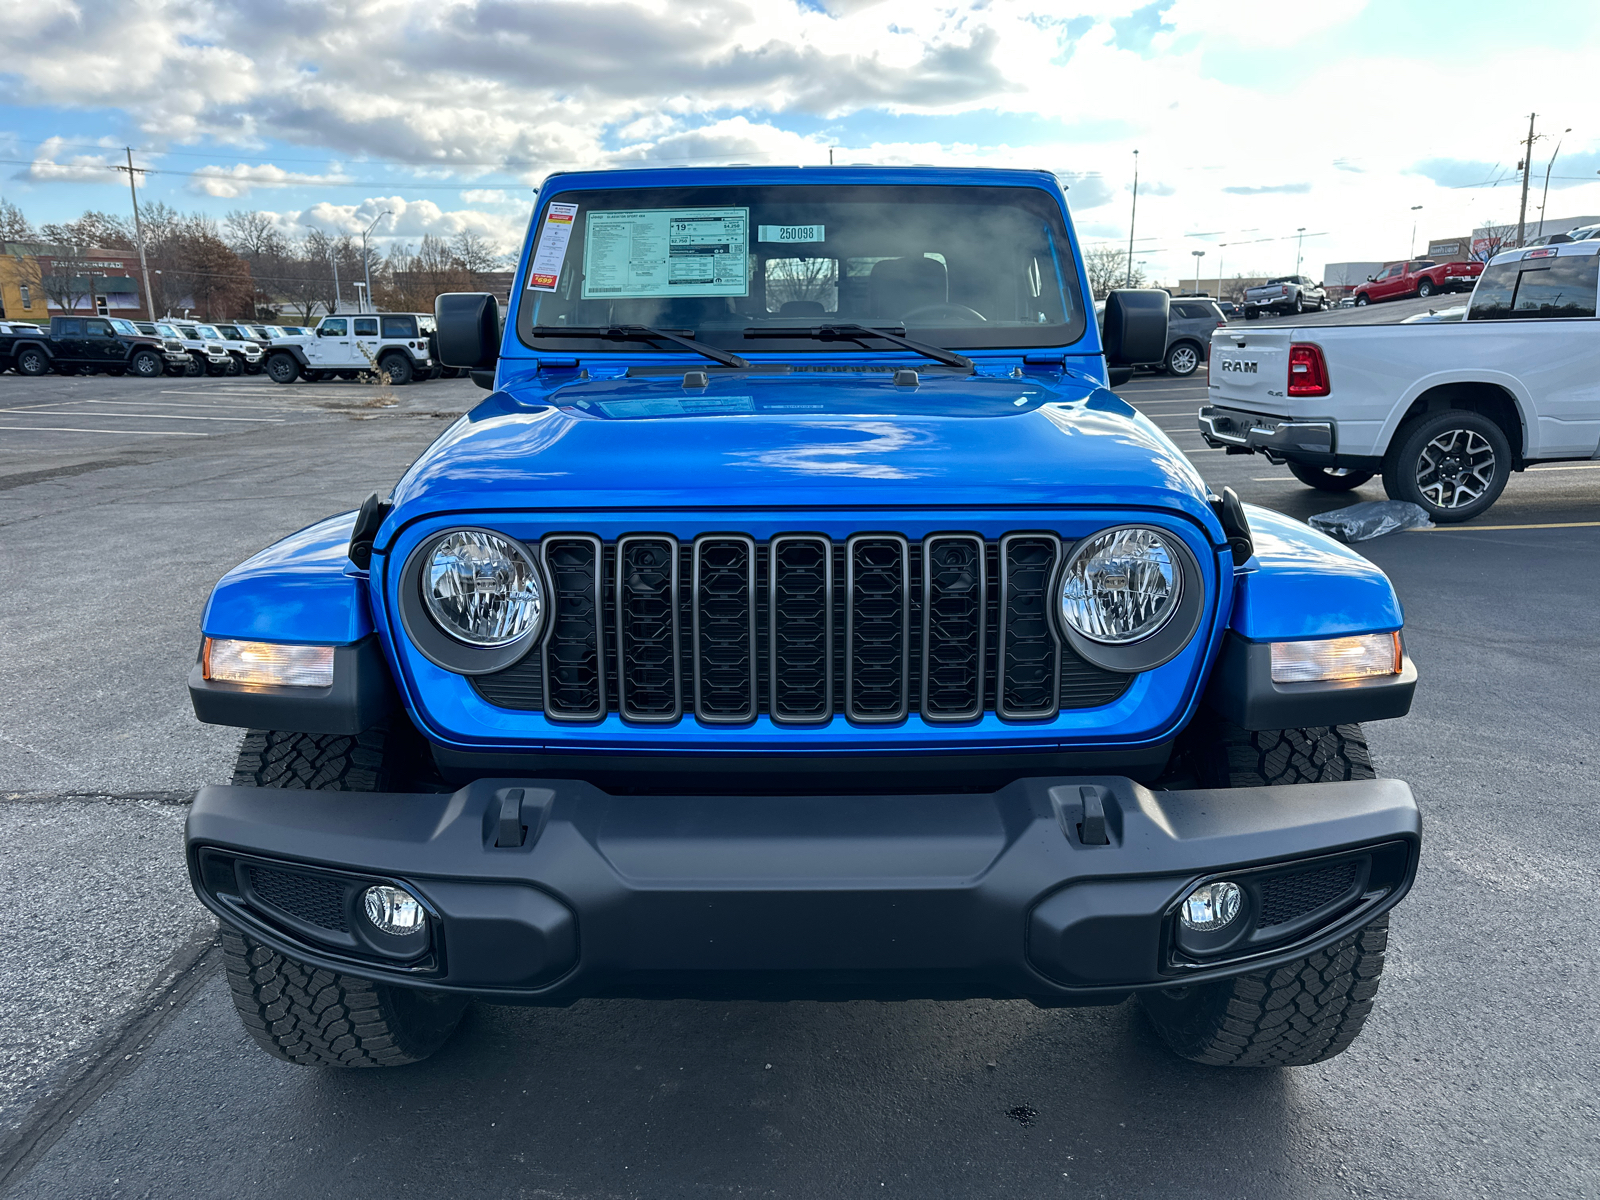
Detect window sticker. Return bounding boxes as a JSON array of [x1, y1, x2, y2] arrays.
[[527, 202, 579, 291], [582, 207, 749, 299], [758, 224, 825, 243]]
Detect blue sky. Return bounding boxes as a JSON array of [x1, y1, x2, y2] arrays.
[[3, 0, 1598, 283]]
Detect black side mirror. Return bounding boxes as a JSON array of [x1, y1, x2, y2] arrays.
[[1103, 289, 1169, 370], [436, 292, 500, 388], [1107, 366, 1134, 388]]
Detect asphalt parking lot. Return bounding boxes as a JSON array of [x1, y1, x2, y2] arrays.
[[1, 363, 1596, 1198]]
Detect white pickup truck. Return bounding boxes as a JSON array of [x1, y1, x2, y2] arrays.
[[1200, 240, 1600, 521]]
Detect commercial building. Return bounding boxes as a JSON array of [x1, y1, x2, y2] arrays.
[[0, 242, 151, 320]]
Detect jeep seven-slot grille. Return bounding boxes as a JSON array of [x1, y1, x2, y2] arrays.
[[472, 532, 1132, 723]]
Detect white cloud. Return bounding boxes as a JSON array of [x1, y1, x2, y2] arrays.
[[187, 162, 354, 198], [19, 136, 123, 184]]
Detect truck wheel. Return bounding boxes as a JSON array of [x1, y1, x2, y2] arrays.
[[130, 349, 163, 378], [265, 353, 300, 384], [1243, 309, 1259, 321], [1292, 296, 1303, 314], [17, 348, 51, 376], [1142, 717, 1390, 1066], [224, 355, 243, 376], [220, 723, 468, 1068], [1382, 409, 1511, 522], [380, 353, 413, 385], [1287, 461, 1374, 492], [1164, 343, 1200, 377], [1416, 278, 1434, 298], [184, 357, 203, 377]]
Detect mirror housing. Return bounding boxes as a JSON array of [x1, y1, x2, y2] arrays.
[[1103, 289, 1170, 371], [435, 293, 500, 380], [1107, 366, 1134, 388]]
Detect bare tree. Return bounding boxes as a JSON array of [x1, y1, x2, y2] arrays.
[[450, 229, 503, 284], [37, 243, 96, 314], [0, 198, 36, 243], [38, 210, 134, 250], [764, 256, 837, 311], [1471, 222, 1518, 262], [1082, 244, 1146, 298]]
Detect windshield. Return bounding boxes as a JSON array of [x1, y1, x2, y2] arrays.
[[519, 183, 1085, 356], [196, 325, 223, 339], [1468, 253, 1599, 320]]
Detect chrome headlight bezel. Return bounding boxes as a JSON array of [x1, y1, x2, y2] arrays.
[[1055, 525, 1205, 674], [398, 528, 547, 675]]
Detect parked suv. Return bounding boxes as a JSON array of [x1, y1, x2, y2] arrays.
[[186, 166, 1420, 1076], [212, 322, 270, 373], [1243, 276, 1326, 318], [262, 313, 434, 384], [171, 322, 234, 375], [0, 315, 186, 377], [1159, 298, 1227, 376], [134, 321, 198, 374]]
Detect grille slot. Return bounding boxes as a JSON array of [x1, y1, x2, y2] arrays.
[[846, 535, 909, 722], [693, 535, 758, 723], [1258, 861, 1361, 928], [249, 866, 348, 932], [471, 529, 1134, 723], [922, 534, 985, 722], [541, 535, 605, 720], [770, 535, 833, 723], [998, 533, 1061, 720], [616, 535, 681, 722]]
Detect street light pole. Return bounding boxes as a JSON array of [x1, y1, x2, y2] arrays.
[[1409, 206, 1423, 259], [1295, 227, 1307, 275], [360, 210, 392, 313], [1125, 150, 1139, 288], [1191, 249, 1205, 295], [1536, 128, 1571, 241]]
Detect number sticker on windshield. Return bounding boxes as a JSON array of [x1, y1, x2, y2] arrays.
[[582, 207, 749, 299], [758, 224, 824, 243], [527, 202, 579, 291]]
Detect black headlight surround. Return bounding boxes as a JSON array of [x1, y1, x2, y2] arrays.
[[398, 528, 548, 675], [1053, 525, 1205, 674]]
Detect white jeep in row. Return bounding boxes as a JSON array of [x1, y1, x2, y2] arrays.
[[262, 313, 436, 385]]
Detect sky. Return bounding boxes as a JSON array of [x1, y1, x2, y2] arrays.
[[2, 0, 1599, 285]]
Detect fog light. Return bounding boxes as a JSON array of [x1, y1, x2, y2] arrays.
[[363, 885, 426, 936], [203, 637, 334, 687], [1180, 881, 1242, 932]]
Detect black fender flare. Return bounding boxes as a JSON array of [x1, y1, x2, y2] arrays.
[[269, 345, 311, 369], [12, 339, 55, 361]]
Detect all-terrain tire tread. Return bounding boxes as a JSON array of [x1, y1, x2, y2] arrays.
[[231, 727, 388, 790]]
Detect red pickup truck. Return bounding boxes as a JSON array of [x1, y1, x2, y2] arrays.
[[1353, 259, 1483, 305]]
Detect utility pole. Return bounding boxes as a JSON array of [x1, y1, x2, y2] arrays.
[[1125, 150, 1139, 288], [1537, 128, 1571, 240], [1295, 227, 1306, 275], [1409, 206, 1423, 259], [1515, 112, 1538, 248], [113, 148, 157, 320]]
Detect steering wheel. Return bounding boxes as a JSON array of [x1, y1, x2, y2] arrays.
[[900, 303, 988, 325]]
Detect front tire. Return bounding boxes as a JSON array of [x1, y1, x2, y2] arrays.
[[1142, 717, 1391, 1066], [1381, 409, 1512, 522], [1355, 294, 1369, 306], [1287, 461, 1374, 492], [220, 723, 467, 1068], [1165, 342, 1201, 377], [265, 352, 300, 384], [130, 349, 163, 378]]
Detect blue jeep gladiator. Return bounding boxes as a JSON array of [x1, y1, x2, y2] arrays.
[[186, 166, 1420, 1070]]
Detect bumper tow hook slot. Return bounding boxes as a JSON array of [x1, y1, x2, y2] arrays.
[[1078, 785, 1109, 845], [495, 787, 527, 848]]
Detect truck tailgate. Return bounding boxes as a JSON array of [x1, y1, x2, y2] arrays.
[[1208, 329, 1290, 413]]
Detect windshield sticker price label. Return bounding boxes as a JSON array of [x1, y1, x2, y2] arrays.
[[758, 224, 825, 243], [582, 207, 749, 299], [527, 202, 579, 291]]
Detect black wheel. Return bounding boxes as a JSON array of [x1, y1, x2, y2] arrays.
[[1243, 308, 1259, 321], [1355, 294, 1369, 306], [184, 356, 203, 377], [1141, 717, 1391, 1066], [1287, 461, 1374, 492], [1416, 278, 1434, 298], [206, 359, 228, 376], [265, 353, 300, 384], [130, 349, 163, 378], [1164, 342, 1201, 377], [224, 355, 243, 376], [1382, 409, 1512, 522], [220, 722, 467, 1068], [17, 348, 50, 376], [245, 362, 263, 375], [380, 353, 413, 385]]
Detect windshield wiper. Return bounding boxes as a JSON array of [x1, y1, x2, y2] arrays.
[[531, 325, 748, 369], [743, 323, 973, 371]]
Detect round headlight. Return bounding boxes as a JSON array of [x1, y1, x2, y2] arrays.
[[1059, 527, 1182, 645], [423, 530, 543, 647]]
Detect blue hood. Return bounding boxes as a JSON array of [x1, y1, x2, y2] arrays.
[[387, 371, 1217, 532]]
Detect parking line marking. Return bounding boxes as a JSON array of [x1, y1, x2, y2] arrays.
[[1526, 463, 1600, 472], [0, 425, 208, 437], [88, 398, 302, 412], [1408, 521, 1600, 532], [0, 408, 283, 423]]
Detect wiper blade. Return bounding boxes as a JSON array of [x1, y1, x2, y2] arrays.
[[531, 324, 748, 369], [743, 322, 973, 371]]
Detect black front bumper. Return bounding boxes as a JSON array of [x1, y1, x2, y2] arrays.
[[187, 775, 1420, 1006]]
